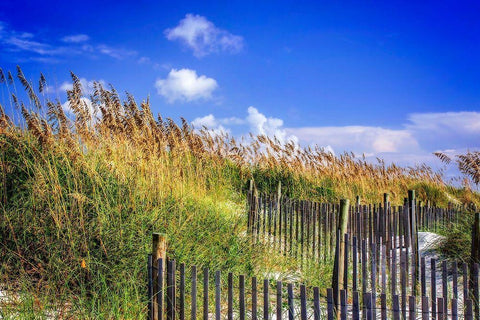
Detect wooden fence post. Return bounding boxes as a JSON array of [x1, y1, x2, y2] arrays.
[[470, 212, 480, 320], [276, 281, 282, 320], [471, 212, 480, 291], [167, 260, 176, 320], [332, 199, 350, 316], [252, 277, 257, 320], [153, 233, 167, 320], [409, 190, 419, 297], [215, 271, 221, 320], [314, 287, 321, 320], [148, 254, 154, 320]]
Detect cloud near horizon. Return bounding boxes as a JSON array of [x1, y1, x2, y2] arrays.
[[285, 126, 419, 154], [165, 14, 244, 57], [406, 111, 480, 150], [192, 109, 480, 167], [286, 111, 480, 157], [192, 106, 298, 144]]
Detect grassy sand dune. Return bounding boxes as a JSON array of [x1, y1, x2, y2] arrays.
[[0, 68, 477, 318]]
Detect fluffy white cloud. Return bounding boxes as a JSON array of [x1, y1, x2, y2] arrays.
[[61, 34, 90, 43], [286, 126, 419, 155], [191, 114, 218, 128], [155, 68, 218, 103], [246, 107, 296, 143], [192, 107, 297, 144], [191, 114, 230, 136], [165, 14, 244, 57]]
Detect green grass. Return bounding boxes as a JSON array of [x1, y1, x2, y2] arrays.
[[1, 68, 479, 318], [435, 210, 475, 263]]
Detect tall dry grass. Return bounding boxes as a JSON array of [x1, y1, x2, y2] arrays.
[[0, 67, 473, 317], [1, 68, 453, 202]]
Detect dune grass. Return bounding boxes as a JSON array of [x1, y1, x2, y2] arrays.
[[0, 68, 477, 318]]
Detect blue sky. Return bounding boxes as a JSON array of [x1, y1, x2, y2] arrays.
[[1, 0, 479, 177]]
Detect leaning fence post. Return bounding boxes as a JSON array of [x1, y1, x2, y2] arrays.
[[153, 233, 167, 320], [332, 199, 349, 316]]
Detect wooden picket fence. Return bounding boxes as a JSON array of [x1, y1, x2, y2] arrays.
[[247, 190, 460, 265], [146, 254, 479, 319], [146, 190, 479, 319]]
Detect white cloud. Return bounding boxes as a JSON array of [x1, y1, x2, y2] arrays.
[[191, 114, 230, 136], [192, 114, 245, 128], [220, 117, 245, 125], [5, 34, 63, 55], [192, 107, 297, 144], [284, 111, 480, 161], [190, 109, 480, 176], [165, 14, 244, 57], [286, 126, 419, 155], [0, 21, 137, 62], [406, 111, 480, 150], [155, 68, 218, 103], [62, 34, 90, 43], [407, 111, 480, 133], [246, 106, 295, 144], [192, 114, 218, 128]]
